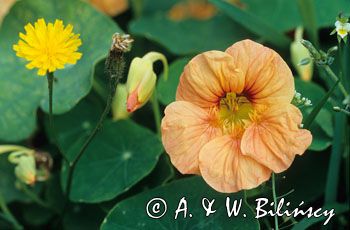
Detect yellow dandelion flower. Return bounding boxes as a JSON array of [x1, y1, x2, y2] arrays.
[[13, 18, 82, 76]]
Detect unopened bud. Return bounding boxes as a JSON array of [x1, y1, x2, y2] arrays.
[[1, 145, 52, 185], [126, 52, 168, 113], [112, 84, 130, 120], [327, 46, 338, 56], [9, 153, 36, 185], [298, 58, 311, 66], [292, 90, 312, 107], [126, 57, 156, 112], [291, 27, 314, 81], [300, 39, 320, 59], [333, 106, 341, 112]]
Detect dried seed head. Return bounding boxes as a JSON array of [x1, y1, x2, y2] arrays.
[[111, 33, 134, 52]]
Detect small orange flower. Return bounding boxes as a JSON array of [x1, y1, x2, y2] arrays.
[[161, 40, 312, 193]]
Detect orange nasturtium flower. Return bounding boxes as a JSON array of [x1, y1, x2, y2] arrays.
[[13, 18, 82, 76], [161, 40, 312, 193]]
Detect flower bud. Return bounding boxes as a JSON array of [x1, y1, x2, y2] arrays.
[[1, 145, 52, 185], [292, 90, 312, 107], [14, 155, 36, 185], [126, 57, 156, 112], [126, 52, 168, 113], [8, 152, 36, 185], [112, 83, 130, 120], [291, 27, 314, 81]]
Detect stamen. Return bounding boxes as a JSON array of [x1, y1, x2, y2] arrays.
[[218, 92, 253, 134]]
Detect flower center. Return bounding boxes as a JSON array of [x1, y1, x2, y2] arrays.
[[338, 28, 348, 36], [218, 92, 253, 134]]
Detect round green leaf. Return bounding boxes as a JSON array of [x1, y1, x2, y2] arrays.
[[101, 176, 259, 230], [46, 98, 163, 203], [44, 98, 104, 157], [129, 14, 255, 55], [240, 0, 349, 32], [308, 124, 332, 151], [0, 0, 122, 141], [157, 57, 190, 105], [143, 153, 175, 188], [62, 120, 163, 203], [139, 0, 178, 15]]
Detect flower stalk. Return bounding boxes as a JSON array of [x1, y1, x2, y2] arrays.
[[0, 192, 22, 230], [151, 89, 162, 136], [324, 65, 348, 97], [46, 72, 69, 163], [272, 173, 279, 230], [18, 182, 58, 213], [64, 33, 133, 200], [300, 39, 348, 98]]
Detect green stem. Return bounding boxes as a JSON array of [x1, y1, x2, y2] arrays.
[[64, 50, 125, 200], [21, 184, 58, 213], [324, 113, 346, 203], [0, 192, 22, 230], [296, 0, 318, 47], [151, 90, 161, 136], [272, 173, 279, 230], [323, 65, 348, 98], [303, 80, 339, 129], [243, 190, 256, 218], [46, 72, 69, 163], [338, 43, 345, 88], [131, 0, 143, 18], [65, 77, 119, 198], [345, 124, 349, 202]]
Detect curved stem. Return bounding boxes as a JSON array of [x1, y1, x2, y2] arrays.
[[131, 0, 143, 18], [243, 190, 256, 217], [64, 77, 117, 198], [64, 51, 125, 201], [323, 66, 348, 98], [338, 43, 345, 88], [142, 52, 169, 81], [272, 173, 279, 230], [0, 192, 22, 230], [20, 184, 59, 213], [151, 90, 161, 136], [46, 72, 69, 163]]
